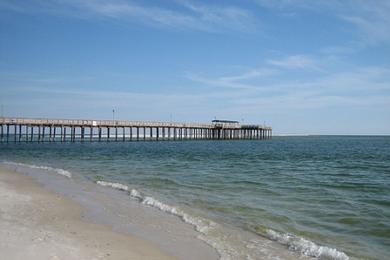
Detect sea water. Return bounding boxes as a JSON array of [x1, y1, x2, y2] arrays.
[[1, 136, 389, 259]]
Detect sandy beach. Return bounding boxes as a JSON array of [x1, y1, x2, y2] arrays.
[[0, 166, 177, 260]]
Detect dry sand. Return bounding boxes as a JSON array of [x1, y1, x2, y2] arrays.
[[0, 166, 175, 260]]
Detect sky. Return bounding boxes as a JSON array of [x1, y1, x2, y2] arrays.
[[0, 0, 389, 135]]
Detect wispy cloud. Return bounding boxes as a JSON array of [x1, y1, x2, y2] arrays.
[[186, 68, 277, 90], [340, 1, 390, 46], [219, 68, 276, 82], [266, 55, 318, 70], [255, 0, 390, 46], [0, 0, 258, 33], [186, 63, 390, 110]]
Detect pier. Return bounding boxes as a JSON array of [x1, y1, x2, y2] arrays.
[[0, 117, 272, 143]]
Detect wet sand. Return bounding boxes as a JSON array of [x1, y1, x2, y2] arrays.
[[0, 166, 177, 260]]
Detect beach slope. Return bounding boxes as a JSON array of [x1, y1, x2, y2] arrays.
[[0, 167, 175, 260]]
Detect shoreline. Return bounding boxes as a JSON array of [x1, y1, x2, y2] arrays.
[[0, 166, 218, 259], [1, 137, 386, 259], [2, 161, 304, 260], [0, 159, 353, 260]]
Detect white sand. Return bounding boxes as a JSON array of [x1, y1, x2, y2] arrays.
[[0, 167, 175, 260]]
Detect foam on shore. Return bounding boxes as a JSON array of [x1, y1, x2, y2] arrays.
[[96, 181, 129, 191], [96, 180, 350, 260], [2, 161, 72, 178], [96, 180, 238, 259], [265, 229, 349, 260]]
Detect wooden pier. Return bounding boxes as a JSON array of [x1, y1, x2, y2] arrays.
[[0, 117, 272, 143]]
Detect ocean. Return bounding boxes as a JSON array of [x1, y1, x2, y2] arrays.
[[1, 136, 389, 259]]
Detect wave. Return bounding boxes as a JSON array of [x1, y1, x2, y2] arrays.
[[96, 181, 129, 191], [265, 229, 349, 260], [2, 161, 72, 178], [96, 180, 236, 259], [96, 180, 350, 260], [1, 161, 351, 259]]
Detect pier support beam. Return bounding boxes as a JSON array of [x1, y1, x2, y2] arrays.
[[63, 127, 66, 142], [6, 125, 9, 143], [30, 126, 34, 142], [42, 126, 46, 141], [18, 124, 22, 142], [81, 127, 85, 142], [37, 126, 41, 142], [25, 125, 29, 142], [71, 127, 75, 142], [14, 125, 17, 142]]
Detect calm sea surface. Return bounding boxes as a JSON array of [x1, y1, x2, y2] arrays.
[[1, 136, 389, 259]]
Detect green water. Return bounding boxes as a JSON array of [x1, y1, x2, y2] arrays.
[[1, 136, 389, 259]]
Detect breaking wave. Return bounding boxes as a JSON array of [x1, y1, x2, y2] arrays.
[[96, 181, 129, 191], [96, 180, 350, 260], [2, 161, 72, 178], [96, 180, 237, 259], [265, 229, 349, 260]]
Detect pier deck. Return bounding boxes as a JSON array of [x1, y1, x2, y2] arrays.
[[0, 117, 272, 142]]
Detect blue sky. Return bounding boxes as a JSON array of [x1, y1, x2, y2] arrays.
[[1, 0, 389, 135]]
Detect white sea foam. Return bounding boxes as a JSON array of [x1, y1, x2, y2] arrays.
[[127, 188, 235, 259], [266, 229, 349, 260], [95, 180, 234, 259], [95, 179, 350, 260], [128, 188, 212, 233], [130, 188, 142, 199], [3, 161, 72, 178], [141, 196, 179, 214], [96, 181, 129, 191]]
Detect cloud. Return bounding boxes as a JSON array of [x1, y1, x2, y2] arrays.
[[186, 68, 277, 90], [0, 0, 258, 33], [255, 0, 390, 46], [219, 68, 276, 82], [341, 15, 390, 46], [254, 0, 344, 12], [186, 63, 390, 111], [266, 55, 318, 70], [343, 1, 390, 45], [186, 73, 256, 90]]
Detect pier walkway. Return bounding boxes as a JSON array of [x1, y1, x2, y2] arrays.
[[0, 117, 272, 142]]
